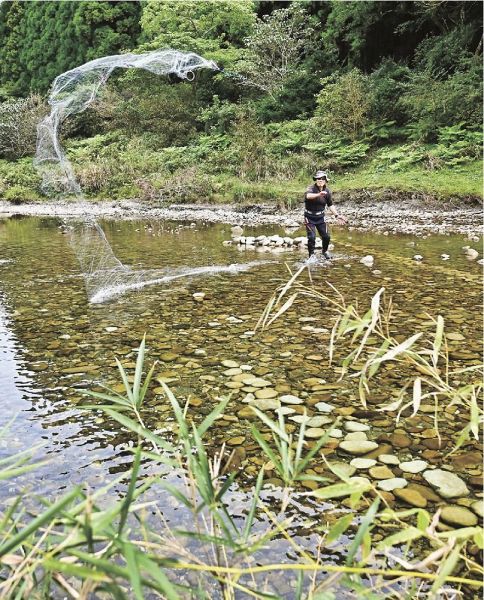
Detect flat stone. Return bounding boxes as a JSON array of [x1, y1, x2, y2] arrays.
[[344, 432, 368, 441], [328, 428, 343, 439], [389, 433, 412, 448], [339, 441, 379, 455], [254, 388, 278, 399], [377, 478, 408, 491], [279, 394, 304, 405], [248, 397, 280, 411], [378, 454, 400, 465], [394, 488, 427, 508], [451, 451, 483, 470], [407, 483, 441, 503], [305, 428, 327, 439], [314, 402, 335, 413], [399, 460, 428, 474], [227, 436, 245, 446], [422, 469, 470, 499], [471, 500, 484, 518], [369, 466, 395, 479], [224, 368, 242, 376], [307, 416, 333, 427], [249, 377, 272, 388], [344, 421, 370, 432], [440, 506, 478, 528], [275, 406, 296, 416], [350, 458, 377, 469], [327, 462, 357, 478]]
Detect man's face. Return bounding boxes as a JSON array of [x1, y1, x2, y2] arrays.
[[316, 177, 327, 186]]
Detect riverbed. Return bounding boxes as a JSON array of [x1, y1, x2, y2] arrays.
[[0, 214, 482, 595]]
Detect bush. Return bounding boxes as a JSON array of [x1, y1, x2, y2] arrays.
[[315, 69, 371, 141], [0, 94, 47, 159], [2, 184, 35, 203]]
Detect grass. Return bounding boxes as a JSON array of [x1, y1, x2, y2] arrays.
[[335, 159, 482, 199]]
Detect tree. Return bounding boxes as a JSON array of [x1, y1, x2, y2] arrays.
[[235, 4, 313, 99], [315, 69, 371, 140], [0, 1, 141, 96], [140, 0, 255, 63]]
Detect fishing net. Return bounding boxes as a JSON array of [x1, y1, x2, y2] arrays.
[[34, 50, 259, 303]]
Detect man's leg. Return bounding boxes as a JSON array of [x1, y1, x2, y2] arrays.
[[316, 222, 331, 256], [305, 219, 316, 257]]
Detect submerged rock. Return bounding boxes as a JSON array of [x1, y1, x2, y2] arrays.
[[422, 469, 470, 499], [440, 506, 478, 528], [339, 440, 378, 455]]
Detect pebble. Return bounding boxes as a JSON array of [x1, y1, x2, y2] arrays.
[[471, 500, 484, 518], [423, 469, 470, 499], [248, 398, 280, 411], [389, 433, 412, 448], [279, 394, 304, 405], [344, 432, 367, 441], [254, 388, 278, 399], [314, 401, 335, 413], [378, 454, 400, 465], [275, 406, 296, 416], [328, 428, 343, 439], [377, 478, 408, 491], [440, 506, 478, 528], [305, 428, 326, 439], [369, 466, 395, 479], [350, 458, 377, 469], [221, 360, 239, 368], [394, 488, 427, 508], [339, 440, 379, 455], [344, 421, 370, 432], [399, 460, 428, 474]]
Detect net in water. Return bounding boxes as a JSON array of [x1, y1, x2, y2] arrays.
[[34, 49, 256, 303]]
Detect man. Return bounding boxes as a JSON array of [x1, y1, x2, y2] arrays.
[[304, 170, 347, 259]]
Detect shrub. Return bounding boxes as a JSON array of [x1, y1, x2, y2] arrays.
[[315, 69, 372, 141], [2, 184, 35, 203], [0, 94, 47, 159]]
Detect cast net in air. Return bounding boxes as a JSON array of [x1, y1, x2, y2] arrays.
[[34, 50, 257, 303]]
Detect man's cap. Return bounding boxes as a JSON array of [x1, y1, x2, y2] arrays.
[[313, 170, 329, 181]]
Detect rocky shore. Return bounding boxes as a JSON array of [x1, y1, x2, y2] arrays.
[[0, 196, 482, 236]]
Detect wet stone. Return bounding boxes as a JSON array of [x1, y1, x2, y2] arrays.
[[279, 394, 304, 405], [339, 440, 379, 455], [378, 454, 400, 465], [394, 488, 427, 508], [423, 469, 470, 499], [377, 478, 408, 492], [440, 506, 478, 528], [369, 466, 395, 479], [344, 421, 370, 432], [389, 433, 412, 448], [350, 458, 377, 470], [399, 460, 428, 474]]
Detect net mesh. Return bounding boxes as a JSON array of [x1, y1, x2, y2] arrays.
[[33, 50, 261, 303]]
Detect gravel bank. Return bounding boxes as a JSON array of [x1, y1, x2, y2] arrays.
[[0, 198, 482, 236]]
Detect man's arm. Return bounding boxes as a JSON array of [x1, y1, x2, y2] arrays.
[[328, 204, 348, 224]]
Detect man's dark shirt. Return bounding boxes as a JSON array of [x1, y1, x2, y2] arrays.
[[304, 184, 333, 212]]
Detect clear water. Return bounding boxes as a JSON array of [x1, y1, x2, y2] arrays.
[[0, 215, 481, 500]]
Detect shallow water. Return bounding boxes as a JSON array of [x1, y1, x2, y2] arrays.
[[0, 215, 482, 593]]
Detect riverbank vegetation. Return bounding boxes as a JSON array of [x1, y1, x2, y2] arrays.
[[0, 1, 482, 204]]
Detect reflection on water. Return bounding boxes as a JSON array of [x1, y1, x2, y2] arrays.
[[0, 216, 481, 505]]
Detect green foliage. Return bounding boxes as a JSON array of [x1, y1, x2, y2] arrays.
[[315, 69, 371, 141], [0, 94, 47, 159], [235, 4, 313, 98], [140, 0, 255, 64], [0, 1, 141, 95]]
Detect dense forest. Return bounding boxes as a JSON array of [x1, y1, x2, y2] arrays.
[[0, 0, 482, 203]]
